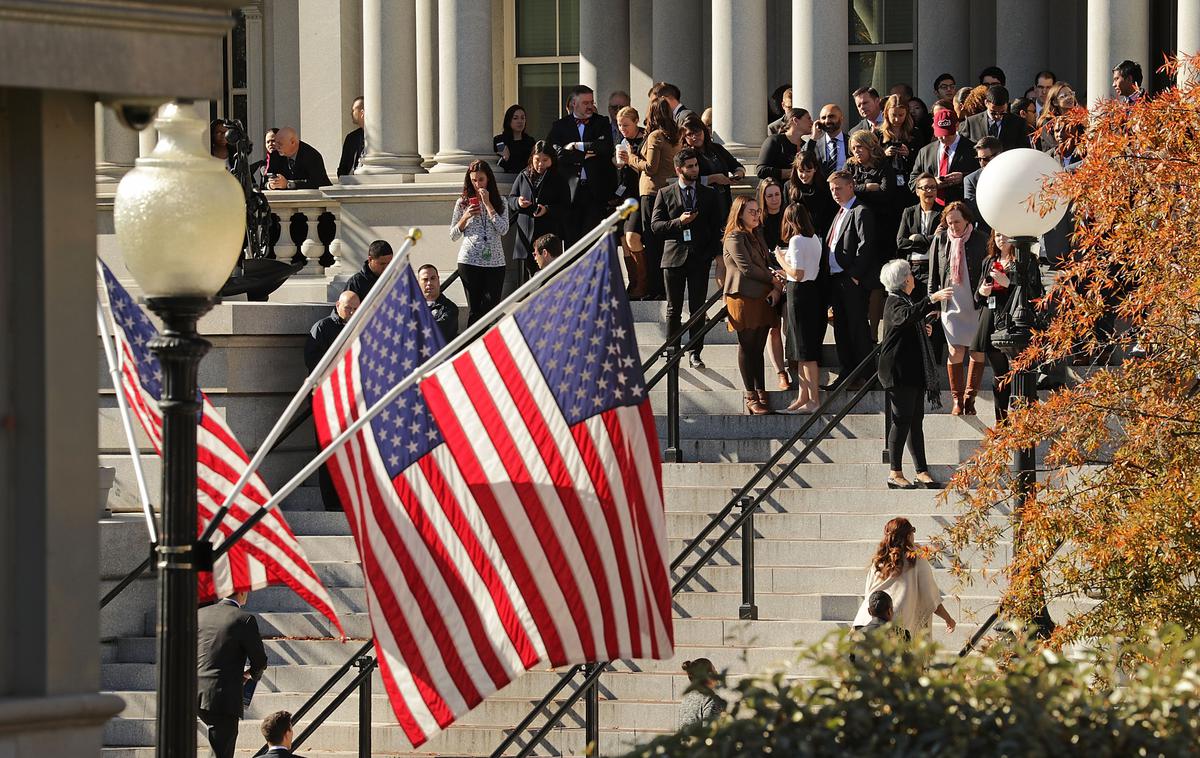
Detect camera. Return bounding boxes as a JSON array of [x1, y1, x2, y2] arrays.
[[221, 119, 251, 154], [103, 98, 168, 131]]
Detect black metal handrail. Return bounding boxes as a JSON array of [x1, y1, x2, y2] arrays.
[[99, 404, 316, 611], [496, 336, 885, 757], [639, 289, 724, 370]]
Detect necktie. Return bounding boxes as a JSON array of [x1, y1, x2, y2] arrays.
[[937, 147, 949, 177], [575, 117, 589, 127], [988, 119, 1000, 137], [826, 137, 836, 165], [683, 186, 694, 210], [826, 208, 843, 248]]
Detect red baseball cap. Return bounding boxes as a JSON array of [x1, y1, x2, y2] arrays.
[[933, 108, 958, 136]]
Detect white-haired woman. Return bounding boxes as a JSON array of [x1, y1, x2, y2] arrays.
[[877, 259, 954, 489]]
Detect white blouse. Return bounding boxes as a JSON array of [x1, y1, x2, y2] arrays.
[[782, 234, 822, 282], [852, 556, 944, 635]]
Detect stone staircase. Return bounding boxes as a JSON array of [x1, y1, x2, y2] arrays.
[[98, 295, 1010, 756]]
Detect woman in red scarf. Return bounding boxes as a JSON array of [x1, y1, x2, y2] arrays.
[[929, 201, 989, 415]]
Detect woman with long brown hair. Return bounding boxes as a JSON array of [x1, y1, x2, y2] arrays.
[[449, 159, 508, 325], [722, 195, 783, 415], [626, 97, 682, 300], [852, 517, 956, 636], [1035, 81, 1078, 151], [929, 200, 989, 415]]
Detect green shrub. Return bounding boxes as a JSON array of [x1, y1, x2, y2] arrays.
[[623, 626, 1200, 757]]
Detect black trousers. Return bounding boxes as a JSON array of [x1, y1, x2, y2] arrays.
[[829, 272, 873, 376], [198, 709, 239, 758], [565, 182, 607, 247], [457, 263, 505, 326], [887, 385, 928, 473], [639, 195, 665, 298], [663, 254, 711, 356]]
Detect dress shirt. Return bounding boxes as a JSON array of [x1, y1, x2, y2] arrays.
[[576, 117, 589, 180], [937, 137, 961, 174]]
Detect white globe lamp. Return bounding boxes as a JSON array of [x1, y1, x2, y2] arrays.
[[975, 147, 1068, 239]]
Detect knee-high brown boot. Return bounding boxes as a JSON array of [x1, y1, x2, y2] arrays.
[[628, 247, 647, 298], [947, 362, 965, 415], [963, 359, 985, 415], [993, 378, 1010, 424]]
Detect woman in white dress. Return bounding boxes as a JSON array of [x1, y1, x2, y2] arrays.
[[853, 517, 956, 637], [929, 201, 989, 415]]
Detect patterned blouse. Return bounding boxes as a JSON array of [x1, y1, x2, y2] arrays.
[[449, 196, 509, 267]]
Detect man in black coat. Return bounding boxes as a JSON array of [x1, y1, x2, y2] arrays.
[[546, 84, 616, 245], [304, 290, 359, 371], [908, 108, 979, 205], [650, 147, 721, 369], [417, 263, 460, 343], [266, 126, 332, 189], [822, 170, 877, 390], [337, 95, 365, 177], [344, 239, 393, 300], [260, 710, 307, 757], [957, 85, 1030, 152], [198, 591, 268, 758]]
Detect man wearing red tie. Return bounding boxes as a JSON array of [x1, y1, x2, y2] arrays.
[[907, 106, 978, 205], [547, 84, 617, 245]]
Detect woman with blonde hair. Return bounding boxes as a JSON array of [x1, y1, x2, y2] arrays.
[[846, 129, 897, 338], [852, 517, 956, 636], [722, 195, 783, 415], [876, 94, 922, 190]]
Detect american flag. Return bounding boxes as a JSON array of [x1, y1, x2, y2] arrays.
[[311, 234, 672, 747], [99, 262, 342, 634]]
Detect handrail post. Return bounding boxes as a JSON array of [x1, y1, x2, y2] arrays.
[[584, 661, 600, 756], [664, 345, 682, 463], [356, 655, 373, 758], [738, 497, 758, 620], [881, 388, 892, 464]]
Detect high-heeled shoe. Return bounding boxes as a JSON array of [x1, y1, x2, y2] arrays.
[[886, 474, 916, 489], [745, 392, 770, 415], [755, 390, 774, 414], [777, 370, 793, 391], [913, 472, 943, 489]]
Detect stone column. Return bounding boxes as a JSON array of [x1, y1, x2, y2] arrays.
[[297, 0, 362, 176], [711, 0, 767, 158], [1178, 0, 1200, 86], [243, 5, 265, 158], [416, 0, 439, 168], [916, 0, 969, 105], [995, 0, 1048, 99], [792, 0, 848, 113], [431, 0, 494, 173], [628, 0, 654, 106], [581, 0, 631, 104], [1086, 0, 1149, 106], [95, 104, 140, 185], [651, 0, 703, 108], [357, 0, 422, 178]]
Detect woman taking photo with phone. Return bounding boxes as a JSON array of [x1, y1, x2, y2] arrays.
[[449, 159, 508, 325]]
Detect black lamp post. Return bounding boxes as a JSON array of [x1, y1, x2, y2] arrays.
[[113, 101, 248, 757], [976, 148, 1068, 641]]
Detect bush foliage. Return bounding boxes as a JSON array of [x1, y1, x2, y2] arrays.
[[622, 627, 1200, 757]]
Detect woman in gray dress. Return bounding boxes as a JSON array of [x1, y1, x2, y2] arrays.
[[929, 201, 989, 415]]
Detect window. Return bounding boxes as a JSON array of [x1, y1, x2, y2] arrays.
[[506, 0, 580, 138], [223, 9, 250, 128], [848, 0, 915, 108]]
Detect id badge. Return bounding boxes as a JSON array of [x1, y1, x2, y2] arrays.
[[614, 183, 625, 197], [682, 228, 693, 242], [987, 296, 997, 310]]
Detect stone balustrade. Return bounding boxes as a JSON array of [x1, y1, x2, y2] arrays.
[[261, 189, 345, 277]]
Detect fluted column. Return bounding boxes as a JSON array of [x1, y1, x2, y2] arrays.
[[1086, 0, 1149, 105], [629, 0, 653, 104], [651, 0, 702, 108], [431, 0, 493, 173], [792, 0, 848, 114], [297, 0, 362, 175], [357, 0, 422, 178], [1178, 0, 1200, 87], [711, 0, 767, 158], [581, 0, 630, 103], [917, 0, 969, 104], [95, 104, 139, 185], [416, 0, 439, 168], [996, 0, 1048, 100]]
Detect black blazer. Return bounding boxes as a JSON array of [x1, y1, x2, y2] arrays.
[[755, 133, 801, 181], [650, 182, 722, 268], [896, 204, 940, 258], [266, 141, 332, 189], [878, 291, 937, 389], [197, 598, 268, 716], [958, 112, 1030, 152], [337, 127, 364, 177], [907, 137, 979, 205], [826, 201, 875, 283], [929, 227, 989, 294], [495, 133, 535, 174], [506, 168, 569, 259], [546, 114, 617, 200]]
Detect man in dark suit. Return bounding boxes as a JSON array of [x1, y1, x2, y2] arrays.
[[337, 95, 365, 177], [958, 85, 1029, 151], [198, 591, 268, 758], [650, 147, 722, 369], [908, 107, 979, 205], [260, 710, 307, 757], [963, 136, 1001, 226], [848, 86, 884, 134], [546, 84, 616, 246], [651, 81, 695, 126], [850, 590, 910, 662], [266, 127, 332, 189], [812, 104, 850, 175], [822, 170, 876, 390]]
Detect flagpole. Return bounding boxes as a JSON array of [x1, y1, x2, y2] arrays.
[[96, 268, 159, 545], [211, 199, 639, 561], [196, 229, 421, 544]]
